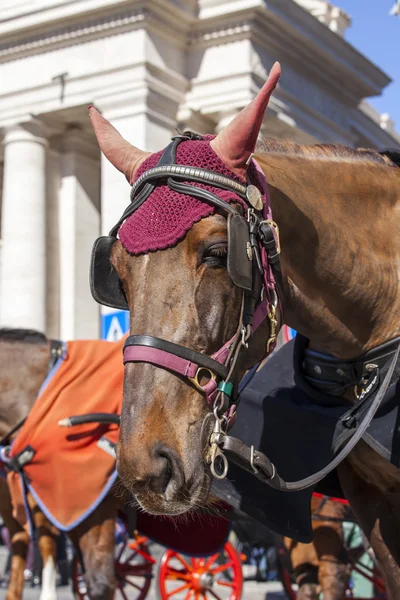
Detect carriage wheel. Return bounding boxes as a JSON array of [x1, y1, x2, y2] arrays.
[[72, 533, 155, 600], [157, 541, 243, 600], [346, 551, 387, 599], [276, 546, 297, 600]]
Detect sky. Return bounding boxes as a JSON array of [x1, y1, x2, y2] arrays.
[[336, 1, 399, 130]]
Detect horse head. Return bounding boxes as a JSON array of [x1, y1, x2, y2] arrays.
[[89, 64, 282, 515]]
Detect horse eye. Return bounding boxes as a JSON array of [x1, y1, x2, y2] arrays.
[[203, 243, 227, 267]]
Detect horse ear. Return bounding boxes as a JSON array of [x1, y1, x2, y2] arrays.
[[211, 62, 281, 179], [89, 106, 151, 184]]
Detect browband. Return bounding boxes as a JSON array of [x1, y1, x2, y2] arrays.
[[130, 165, 247, 200]]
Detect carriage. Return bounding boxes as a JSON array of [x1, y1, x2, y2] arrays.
[[70, 495, 387, 600]]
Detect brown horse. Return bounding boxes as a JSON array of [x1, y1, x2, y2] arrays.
[[88, 61, 400, 598], [286, 496, 348, 600], [0, 329, 118, 600]]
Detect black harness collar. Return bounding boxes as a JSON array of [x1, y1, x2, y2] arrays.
[[215, 332, 400, 491], [298, 334, 400, 398]]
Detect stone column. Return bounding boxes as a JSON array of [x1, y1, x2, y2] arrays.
[[59, 128, 100, 340], [0, 121, 47, 331], [46, 148, 61, 339], [98, 104, 175, 338]]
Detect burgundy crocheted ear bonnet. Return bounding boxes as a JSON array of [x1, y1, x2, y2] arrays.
[[118, 136, 261, 255]]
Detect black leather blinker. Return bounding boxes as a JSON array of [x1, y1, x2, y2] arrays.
[[227, 213, 253, 291], [90, 236, 128, 310]]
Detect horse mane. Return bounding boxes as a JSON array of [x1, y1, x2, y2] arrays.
[[0, 328, 47, 344], [380, 149, 400, 167], [256, 138, 398, 167]]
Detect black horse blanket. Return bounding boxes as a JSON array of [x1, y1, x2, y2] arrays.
[[212, 337, 400, 542]]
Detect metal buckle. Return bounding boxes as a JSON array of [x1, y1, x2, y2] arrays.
[[261, 219, 281, 254], [188, 367, 217, 392], [266, 293, 279, 353], [241, 324, 252, 348], [250, 446, 276, 480], [209, 409, 229, 480], [250, 446, 259, 474]]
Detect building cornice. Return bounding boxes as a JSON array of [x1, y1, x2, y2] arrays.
[[0, 0, 192, 63], [0, 0, 391, 107], [193, 0, 390, 103], [353, 104, 400, 149], [0, 0, 195, 38]]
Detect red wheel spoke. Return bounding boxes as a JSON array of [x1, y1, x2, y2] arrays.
[[174, 554, 193, 573], [165, 567, 191, 581], [117, 583, 129, 600], [184, 590, 194, 600], [167, 582, 191, 597], [210, 561, 233, 575], [123, 578, 143, 591], [123, 550, 138, 564], [116, 540, 127, 562], [191, 557, 198, 569], [204, 553, 220, 570], [215, 580, 235, 588]]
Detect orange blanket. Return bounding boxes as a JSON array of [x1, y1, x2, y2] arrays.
[[8, 338, 124, 531]]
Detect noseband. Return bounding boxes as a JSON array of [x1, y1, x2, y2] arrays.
[[90, 131, 283, 478]]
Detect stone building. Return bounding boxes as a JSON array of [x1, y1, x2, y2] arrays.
[[0, 0, 398, 339]]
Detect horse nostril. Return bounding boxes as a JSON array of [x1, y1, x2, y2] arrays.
[[162, 461, 173, 494], [152, 444, 184, 498]]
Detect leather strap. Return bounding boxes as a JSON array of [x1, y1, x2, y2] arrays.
[[124, 335, 229, 380], [131, 165, 247, 200], [167, 179, 240, 215], [301, 334, 400, 396], [5, 445, 35, 473]]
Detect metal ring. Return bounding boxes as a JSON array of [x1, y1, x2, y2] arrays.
[[188, 368, 216, 392], [250, 445, 259, 474], [211, 453, 229, 480]]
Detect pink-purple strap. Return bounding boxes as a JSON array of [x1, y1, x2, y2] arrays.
[[123, 337, 237, 409], [123, 346, 199, 379]]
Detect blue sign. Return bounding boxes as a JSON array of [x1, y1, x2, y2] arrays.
[[101, 311, 129, 341], [283, 325, 297, 343]]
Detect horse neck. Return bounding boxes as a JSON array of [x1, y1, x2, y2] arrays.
[[0, 340, 51, 437], [258, 153, 400, 358]]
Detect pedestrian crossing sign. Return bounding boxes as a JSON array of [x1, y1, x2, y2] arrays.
[[101, 311, 129, 341]]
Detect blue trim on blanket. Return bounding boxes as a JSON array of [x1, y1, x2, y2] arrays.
[[0, 445, 9, 480], [26, 469, 119, 532], [37, 342, 68, 397]]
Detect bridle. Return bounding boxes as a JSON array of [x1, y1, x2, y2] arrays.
[[90, 131, 283, 479]]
